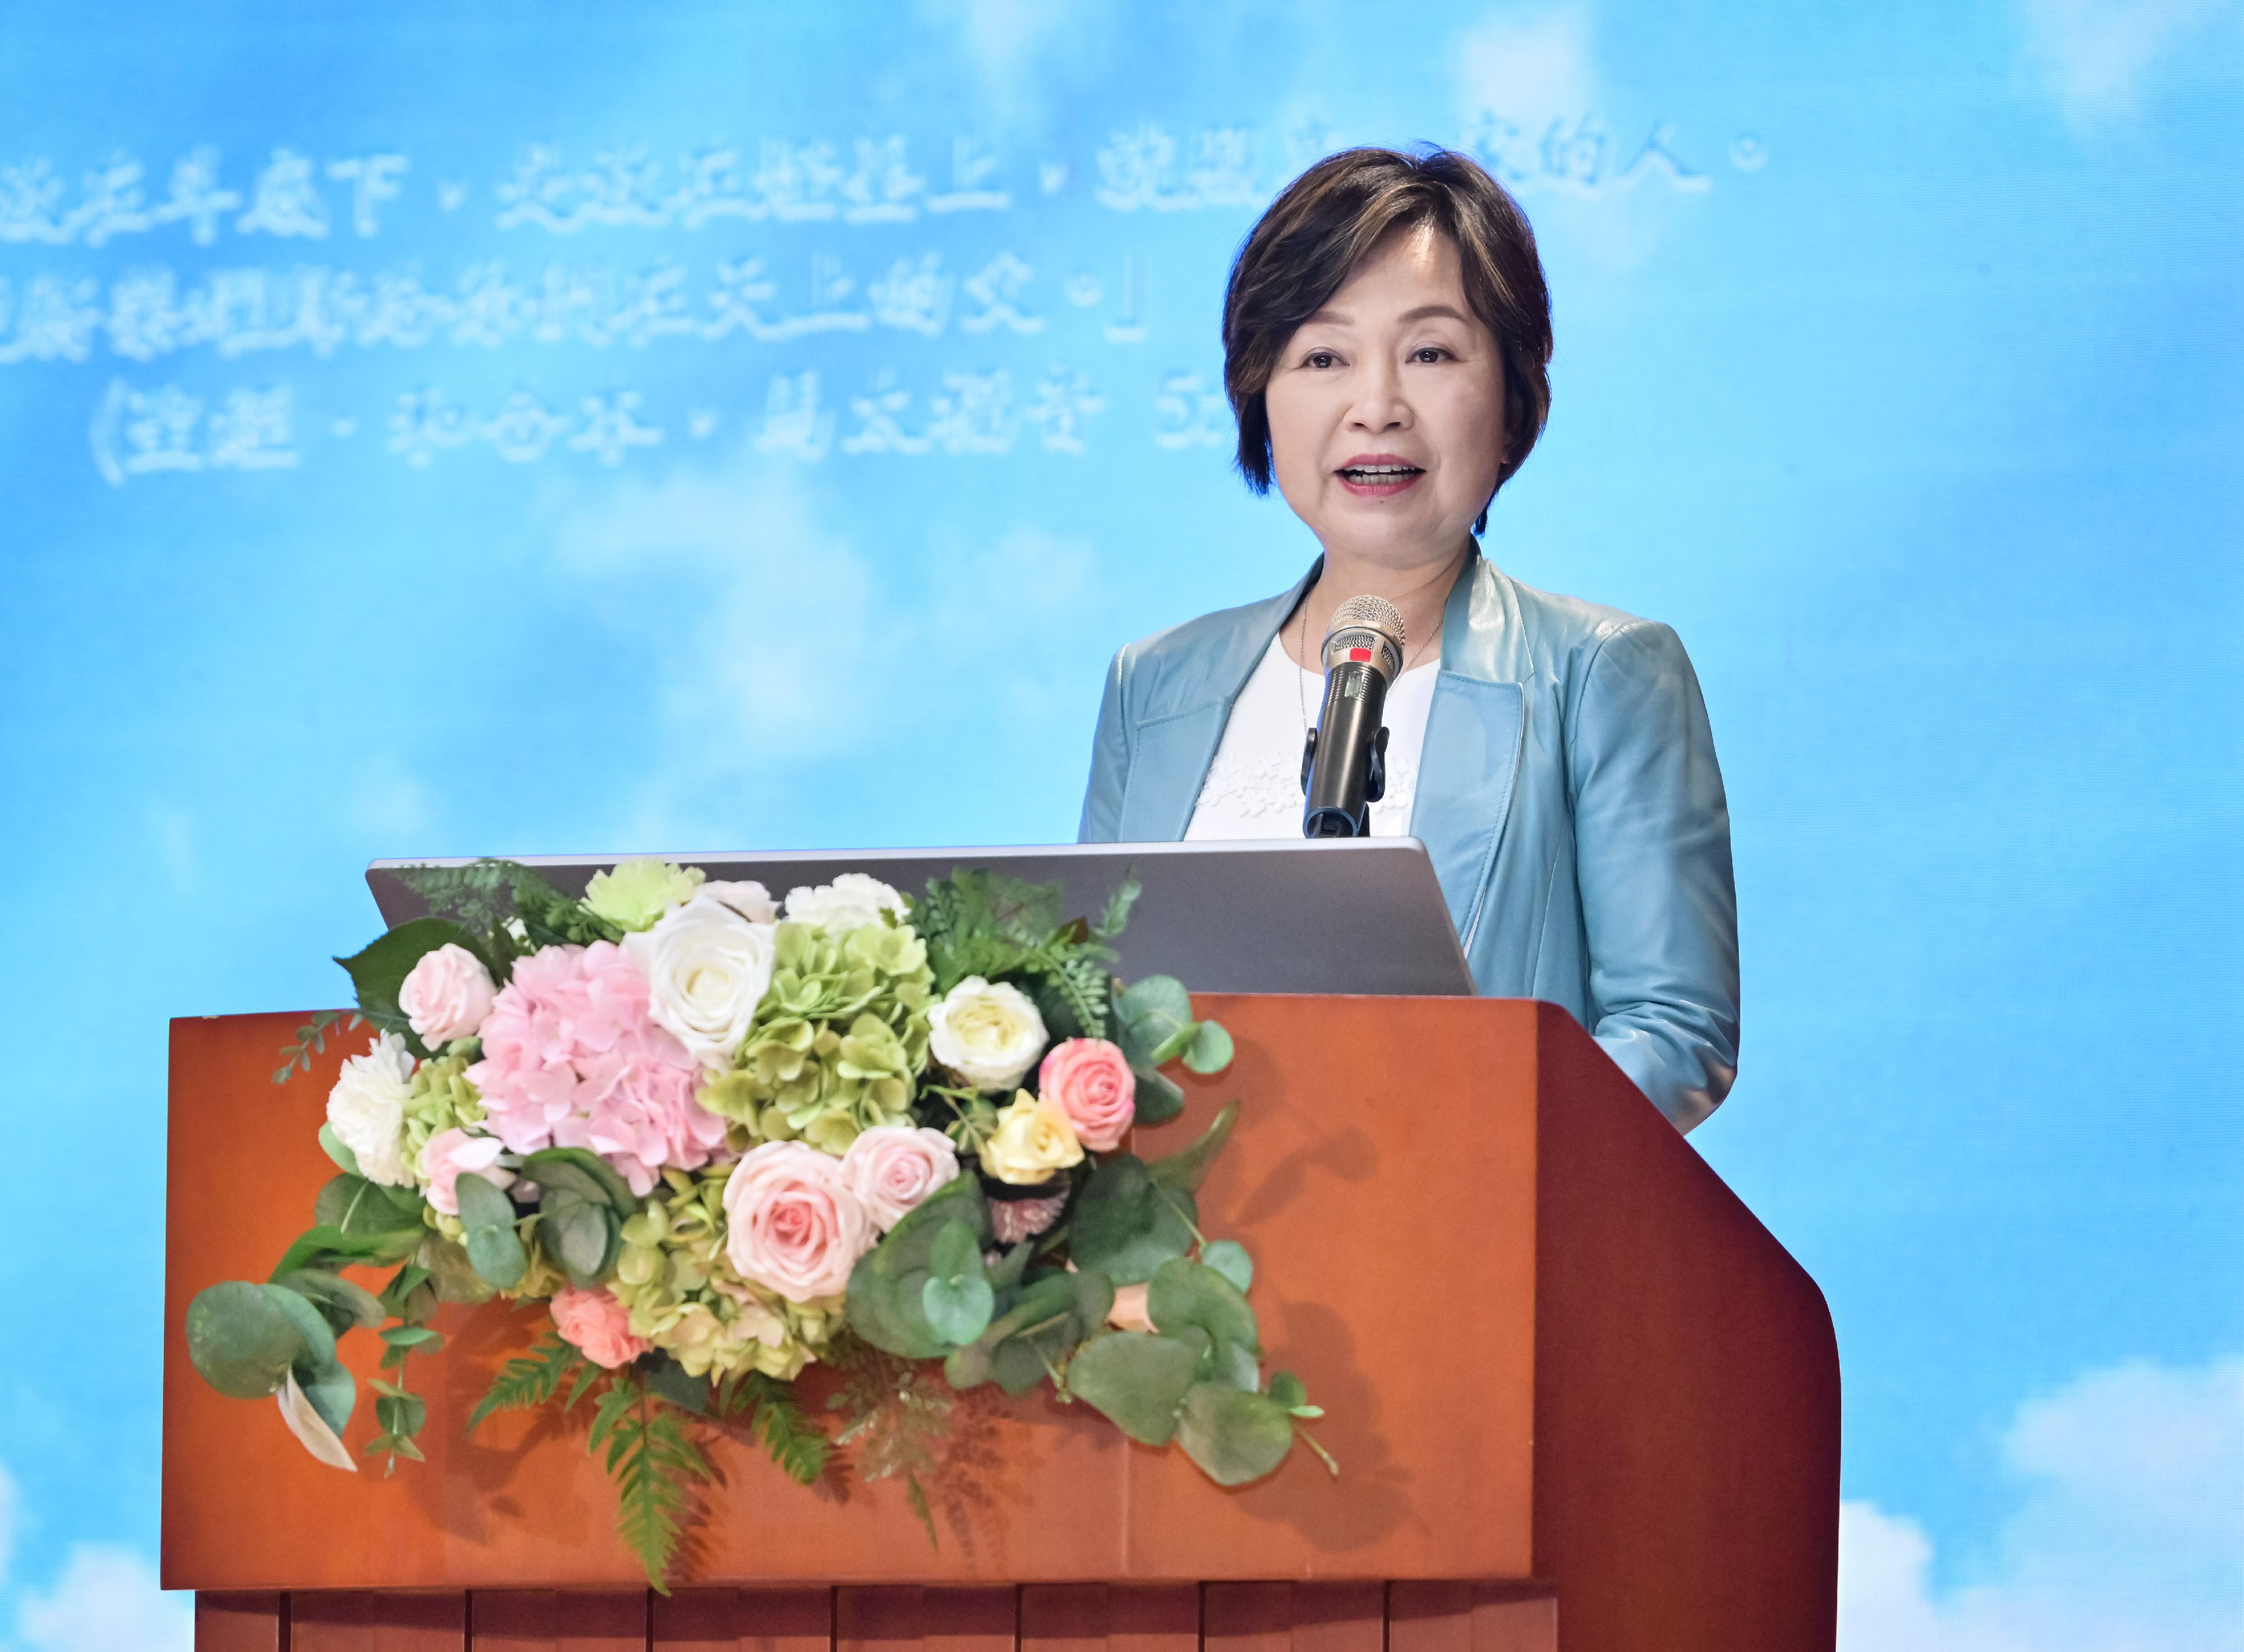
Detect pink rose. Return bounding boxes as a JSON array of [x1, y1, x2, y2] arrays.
[[839, 1126, 962, 1230], [723, 1142, 875, 1303], [466, 941, 725, 1195], [398, 943, 498, 1046], [549, 1286, 649, 1369], [1038, 1038, 1137, 1152], [415, 1126, 513, 1217]]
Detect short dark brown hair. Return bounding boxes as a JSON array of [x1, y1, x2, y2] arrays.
[[1221, 146, 1554, 522]]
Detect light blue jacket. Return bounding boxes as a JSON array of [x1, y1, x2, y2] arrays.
[[1076, 550, 1739, 1131]]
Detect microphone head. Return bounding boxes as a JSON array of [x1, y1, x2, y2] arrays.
[[1322, 595, 1405, 680]]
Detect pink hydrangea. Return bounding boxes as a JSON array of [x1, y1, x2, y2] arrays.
[[465, 941, 725, 1195], [549, 1286, 649, 1369]]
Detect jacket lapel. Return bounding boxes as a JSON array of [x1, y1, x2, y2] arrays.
[[1119, 563, 1318, 841], [1410, 554, 1525, 945]]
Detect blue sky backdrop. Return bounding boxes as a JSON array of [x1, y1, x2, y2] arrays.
[[0, 1, 2238, 1645]]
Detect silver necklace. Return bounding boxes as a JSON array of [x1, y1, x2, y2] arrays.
[[1293, 599, 1439, 733]]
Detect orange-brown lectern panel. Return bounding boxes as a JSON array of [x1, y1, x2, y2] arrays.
[[165, 997, 1838, 1652]]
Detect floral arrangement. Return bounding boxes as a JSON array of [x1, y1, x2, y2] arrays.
[[185, 859, 1330, 1585]]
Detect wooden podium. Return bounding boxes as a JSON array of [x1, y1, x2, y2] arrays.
[[165, 996, 1838, 1652]]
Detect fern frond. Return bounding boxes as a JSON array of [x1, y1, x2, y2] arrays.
[[599, 1380, 712, 1591], [466, 1334, 583, 1433], [719, 1372, 831, 1484]]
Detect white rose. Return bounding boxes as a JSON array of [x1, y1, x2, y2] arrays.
[[623, 895, 778, 1072], [326, 1032, 417, 1187], [700, 880, 779, 924], [783, 872, 908, 935], [928, 977, 1048, 1093]]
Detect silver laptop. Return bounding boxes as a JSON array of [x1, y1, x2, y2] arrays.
[[367, 839, 1473, 997]]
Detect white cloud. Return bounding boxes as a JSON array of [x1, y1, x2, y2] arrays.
[[1839, 1355, 2244, 1651], [2018, 0, 2243, 123], [1457, 7, 1599, 131], [1451, 6, 1708, 272], [11, 1545, 193, 1652], [544, 456, 1102, 840]]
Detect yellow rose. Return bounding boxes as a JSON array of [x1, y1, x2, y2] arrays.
[[977, 1090, 1086, 1186]]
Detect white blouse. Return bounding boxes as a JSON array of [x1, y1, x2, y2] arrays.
[[1184, 636, 1440, 840]]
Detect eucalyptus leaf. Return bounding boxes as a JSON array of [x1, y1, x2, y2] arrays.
[[380, 1324, 442, 1350], [295, 1358, 357, 1438], [185, 1280, 311, 1399], [1182, 1020, 1235, 1075], [928, 1220, 983, 1283], [986, 1240, 1034, 1292], [465, 1221, 528, 1289], [1174, 1382, 1296, 1486], [1200, 1240, 1253, 1293], [1068, 1155, 1197, 1286], [1148, 1258, 1260, 1354], [922, 1273, 996, 1345], [274, 1268, 387, 1334], [1267, 1370, 1309, 1410], [1066, 1332, 1203, 1445], [1147, 1101, 1240, 1194], [1132, 1066, 1186, 1126], [453, 1171, 517, 1231], [1207, 1337, 1261, 1392], [519, 1147, 637, 1215], [269, 1222, 419, 1280], [316, 1124, 361, 1175], [847, 1176, 992, 1358], [375, 1389, 429, 1438], [941, 1273, 1082, 1389], [416, 1234, 497, 1305], [260, 1283, 338, 1373], [549, 1198, 614, 1285], [1116, 976, 1193, 1067]]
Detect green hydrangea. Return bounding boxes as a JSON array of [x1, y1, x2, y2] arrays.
[[583, 857, 703, 932], [697, 919, 934, 1154], [401, 1044, 484, 1169], [609, 1166, 838, 1380]]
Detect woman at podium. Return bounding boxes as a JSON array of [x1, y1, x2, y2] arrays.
[[1077, 146, 1739, 1134]]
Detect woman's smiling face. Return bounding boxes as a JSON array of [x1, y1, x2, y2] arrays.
[[1263, 223, 1509, 572]]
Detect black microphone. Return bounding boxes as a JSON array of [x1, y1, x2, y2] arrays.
[[1300, 595, 1404, 838]]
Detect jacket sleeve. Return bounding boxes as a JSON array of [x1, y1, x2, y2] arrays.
[[1076, 648, 1130, 843], [1566, 620, 1740, 1131]]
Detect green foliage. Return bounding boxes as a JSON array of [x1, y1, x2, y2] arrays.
[[845, 1176, 992, 1358], [942, 1268, 1111, 1396], [919, 1221, 995, 1345], [273, 1011, 362, 1085], [186, 1281, 315, 1399], [466, 1332, 585, 1433], [455, 1171, 528, 1289], [1199, 1240, 1253, 1293], [334, 917, 494, 1048], [913, 869, 1124, 1042], [1174, 1383, 1296, 1485], [591, 1373, 710, 1591], [273, 1268, 387, 1335], [825, 1336, 957, 1548], [1147, 1101, 1240, 1194], [385, 858, 622, 960], [1067, 1155, 1199, 1286], [1066, 1332, 1203, 1445], [1107, 975, 1233, 1125], [715, 1370, 831, 1485], [1148, 1258, 1260, 1356]]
